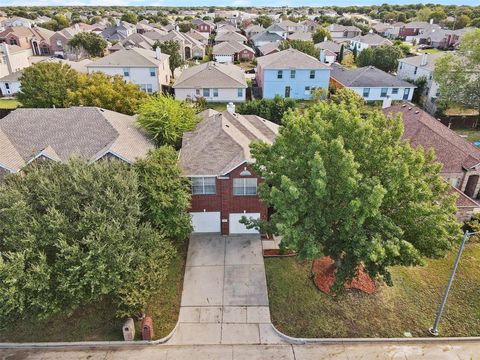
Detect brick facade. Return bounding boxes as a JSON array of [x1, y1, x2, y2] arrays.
[[189, 163, 268, 235]]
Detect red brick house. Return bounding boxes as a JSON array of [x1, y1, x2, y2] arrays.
[[192, 19, 215, 34], [0, 26, 54, 56], [179, 107, 279, 234]]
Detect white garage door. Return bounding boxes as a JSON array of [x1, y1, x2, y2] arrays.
[[191, 212, 221, 233], [229, 213, 260, 234]]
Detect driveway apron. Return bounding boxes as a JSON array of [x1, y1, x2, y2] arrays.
[[167, 234, 284, 345]]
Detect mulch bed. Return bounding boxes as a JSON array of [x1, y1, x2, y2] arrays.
[[263, 249, 297, 257], [312, 256, 376, 295]]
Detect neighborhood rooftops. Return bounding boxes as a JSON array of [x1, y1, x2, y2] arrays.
[[330, 64, 414, 88], [398, 52, 446, 72], [212, 41, 254, 56], [180, 109, 279, 176], [173, 62, 247, 89], [256, 48, 329, 70], [0, 107, 153, 173], [87, 47, 169, 68], [350, 33, 393, 46]]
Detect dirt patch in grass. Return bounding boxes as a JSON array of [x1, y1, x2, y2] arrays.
[[265, 243, 480, 338], [0, 240, 188, 342]]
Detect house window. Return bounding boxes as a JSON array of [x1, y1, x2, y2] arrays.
[[203, 88, 210, 97], [5, 83, 10, 90], [192, 177, 216, 195], [363, 88, 370, 98], [233, 178, 257, 196], [290, 70, 296, 79], [304, 86, 311, 95], [392, 88, 399, 94], [123, 67, 130, 77], [309, 70, 315, 79], [195, 88, 200, 95], [213, 88, 219, 97], [149, 68, 156, 77], [380, 88, 388, 97], [414, 66, 418, 75], [9, 38, 18, 45], [237, 88, 243, 97], [277, 70, 283, 79], [403, 88, 410, 100]]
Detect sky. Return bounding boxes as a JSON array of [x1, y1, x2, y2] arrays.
[[1, 0, 479, 6]]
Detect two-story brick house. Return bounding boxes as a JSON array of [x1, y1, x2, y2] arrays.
[[179, 107, 279, 234]]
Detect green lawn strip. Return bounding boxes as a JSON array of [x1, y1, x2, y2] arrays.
[[0, 99, 20, 109], [453, 129, 480, 143], [0, 240, 188, 342], [265, 243, 480, 338], [207, 102, 227, 112]]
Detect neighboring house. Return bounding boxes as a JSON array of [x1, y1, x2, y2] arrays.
[[327, 24, 361, 40], [216, 24, 238, 34], [315, 40, 341, 64], [0, 107, 153, 178], [302, 19, 320, 33], [215, 31, 247, 44], [192, 18, 215, 34], [398, 21, 437, 42], [109, 33, 155, 52], [373, 21, 405, 39], [0, 42, 31, 79], [0, 57, 91, 96], [146, 30, 205, 60], [256, 48, 331, 100], [264, 23, 288, 39], [287, 31, 312, 41], [1, 17, 33, 29], [383, 103, 480, 220], [49, 24, 88, 60], [330, 64, 415, 106], [349, 33, 393, 53], [212, 41, 255, 63], [244, 24, 264, 38], [0, 26, 54, 55], [186, 29, 209, 46], [179, 107, 279, 234], [413, 27, 473, 49], [100, 21, 136, 42], [173, 61, 247, 102], [87, 47, 171, 93], [257, 42, 279, 56], [278, 20, 304, 34], [396, 52, 444, 114], [251, 30, 284, 48], [136, 22, 156, 34]]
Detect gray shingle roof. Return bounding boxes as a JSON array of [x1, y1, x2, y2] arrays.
[[87, 47, 169, 68], [330, 64, 414, 88], [251, 30, 284, 43], [256, 48, 329, 70], [398, 52, 445, 72], [173, 62, 247, 89], [315, 40, 341, 53], [213, 41, 254, 56], [179, 110, 279, 176], [0, 107, 153, 172], [351, 33, 393, 46], [215, 31, 247, 43]]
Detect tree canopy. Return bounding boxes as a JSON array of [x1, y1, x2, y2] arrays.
[[245, 89, 459, 288], [68, 32, 107, 58], [154, 40, 183, 74], [253, 15, 273, 28], [356, 45, 404, 73], [279, 40, 320, 59], [236, 95, 297, 124], [312, 27, 332, 43], [137, 95, 199, 149]]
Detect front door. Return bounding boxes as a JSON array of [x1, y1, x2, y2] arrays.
[[285, 86, 291, 98]]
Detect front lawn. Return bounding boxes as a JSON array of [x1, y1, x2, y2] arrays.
[[0, 240, 187, 342], [453, 128, 480, 143], [0, 98, 20, 109], [265, 243, 480, 338]]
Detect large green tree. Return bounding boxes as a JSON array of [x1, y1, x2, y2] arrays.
[[137, 95, 199, 149], [312, 27, 332, 43], [245, 90, 459, 288], [68, 32, 107, 57], [236, 95, 297, 123], [154, 40, 184, 74], [0, 159, 175, 321], [17, 62, 80, 108], [356, 45, 404, 73], [279, 40, 320, 59], [121, 12, 138, 24], [253, 15, 272, 28], [66, 72, 148, 115], [433, 29, 480, 116]]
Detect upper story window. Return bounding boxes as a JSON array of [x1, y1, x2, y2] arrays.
[[123, 67, 130, 77], [149, 67, 156, 77], [237, 88, 243, 97], [290, 70, 296, 79], [403, 88, 410, 100], [392, 88, 399, 94], [213, 88, 219, 97], [233, 178, 257, 196], [414, 66, 418, 75], [192, 177, 216, 195], [363, 88, 370, 98], [309, 70, 315, 79], [203, 88, 210, 97], [380, 88, 388, 97], [9, 38, 18, 46], [277, 70, 283, 79]]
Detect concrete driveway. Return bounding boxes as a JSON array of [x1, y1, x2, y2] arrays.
[[167, 234, 283, 345]]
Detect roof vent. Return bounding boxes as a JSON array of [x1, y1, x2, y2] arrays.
[[408, 107, 412, 110], [401, 104, 407, 107], [415, 110, 419, 114]]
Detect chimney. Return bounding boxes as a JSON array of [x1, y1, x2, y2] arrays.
[[155, 46, 162, 60], [382, 96, 392, 109], [319, 49, 325, 62], [226, 102, 235, 114], [1, 43, 13, 74], [420, 53, 428, 66]]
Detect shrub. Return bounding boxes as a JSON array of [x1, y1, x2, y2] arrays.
[[236, 95, 297, 123]]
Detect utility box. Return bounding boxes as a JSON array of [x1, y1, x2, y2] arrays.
[[141, 315, 154, 341], [122, 318, 135, 341]]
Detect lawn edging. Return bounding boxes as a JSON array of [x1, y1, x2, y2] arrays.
[[0, 322, 179, 349], [269, 323, 480, 345]]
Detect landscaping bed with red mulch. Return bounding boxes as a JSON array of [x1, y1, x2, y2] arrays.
[[263, 249, 297, 257]]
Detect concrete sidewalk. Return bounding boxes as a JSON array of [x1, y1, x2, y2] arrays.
[[167, 234, 284, 345], [2, 342, 480, 359]]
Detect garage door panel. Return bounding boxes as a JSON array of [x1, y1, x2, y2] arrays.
[[191, 212, 221, 233], [229, 213, 260, 234]]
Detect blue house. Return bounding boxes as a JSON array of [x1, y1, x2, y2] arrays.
[[256, 48, 331, 100]]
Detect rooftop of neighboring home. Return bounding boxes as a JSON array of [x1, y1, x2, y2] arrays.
[[256, 48, 329, 70], [173, 61, 247, 89], [331, 64, 414, 88], [215, 30, 247, 43], [315, 40, 341, 53], [87, 47, 169, 68], [28, 57, 92, 73], [265, 23, 288, 32], [142, 28, 168, 40], [251, 30, 284, 43], [179, 109, 279, 176], [216, 24, 238, 33], [100, 21, 136, 41], [149, 30, 204, 48], [327, 24, 361, 32], [398, 52, 445, 72], [383, 102, 480, 173], [287, 31, 312, 41], [186, 29, 209, 42], [0, 25, 54, 41], [212, 41, 254, 55], [414, 26, 474, 43], [0, 107, 154, 173], [257, 42, 280, 56], [350, 33, 393, 46], [278, 19, 301, 28], [109, 33, 155, 51], [402, 21, 431, 29], [245, 24, 264, 34]]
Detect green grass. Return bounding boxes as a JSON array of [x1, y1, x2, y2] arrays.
[[417, 48, 441, 54], [0, 240, 187, 342], [0, 98, 20, 109], [453, 129, 480, 143], [265, 243, 480, 338], [207, 102, 227, 112]]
